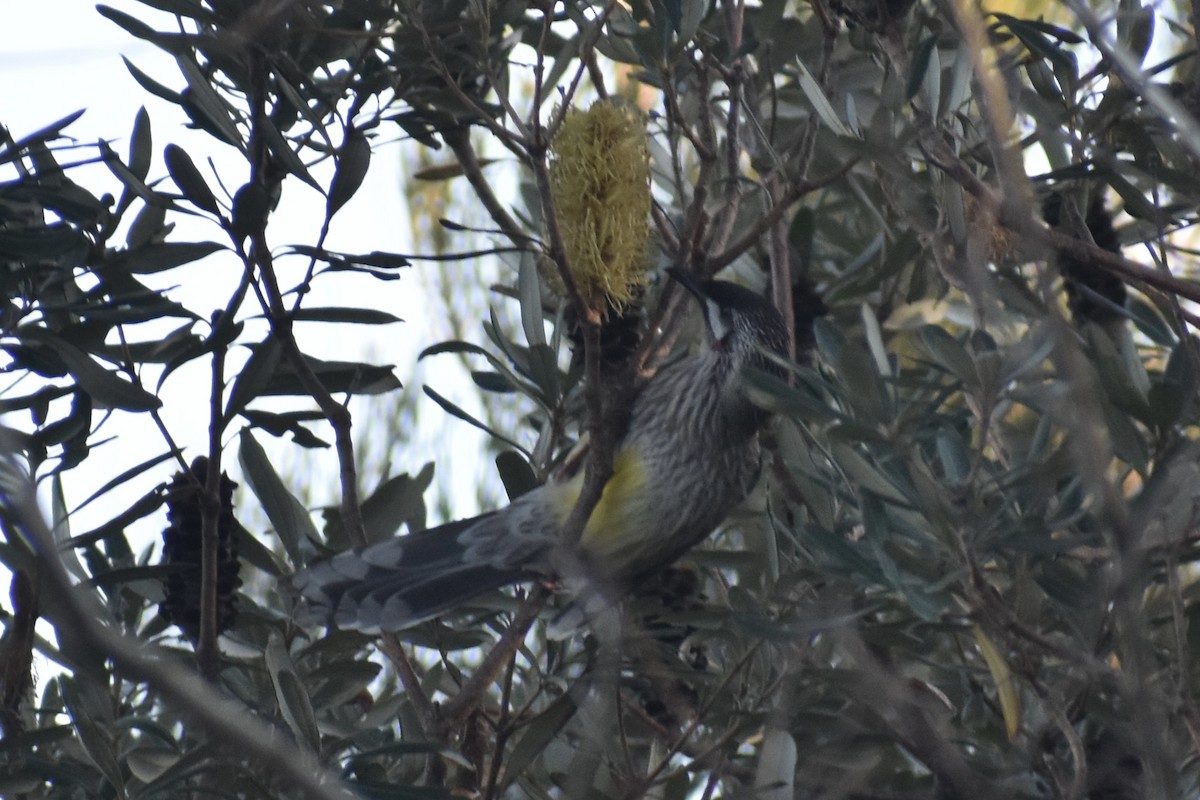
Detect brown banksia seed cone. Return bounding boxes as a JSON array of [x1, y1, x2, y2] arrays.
[[160, 456, 242, 644], [1044, 192, 1126, 327]]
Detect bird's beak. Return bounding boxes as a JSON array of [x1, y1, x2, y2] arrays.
[[667, 268, 730, 346], [666, 267, 707, 302]]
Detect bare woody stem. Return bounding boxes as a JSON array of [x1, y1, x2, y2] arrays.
[[243, 66, 368, 550], [195, 345, 227, 682]]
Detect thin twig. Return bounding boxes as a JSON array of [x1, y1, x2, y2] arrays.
[[379, 634, 437, 736], [442, 127, 532, 245], [705, 158, 860, 274], [767, 173, 795, 360], [921, 138, 1200, 304], [243, 66, 368, 549], [1065, 0, 1200, 163], [442, 587, 547, 729]]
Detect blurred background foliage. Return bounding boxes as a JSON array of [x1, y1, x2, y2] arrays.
[[2, 0, 1200, 798]]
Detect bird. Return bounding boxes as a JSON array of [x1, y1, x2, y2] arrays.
[[292, 269, 799, 633]]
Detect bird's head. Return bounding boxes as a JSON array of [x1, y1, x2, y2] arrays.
[[668, 268, 791, 379]]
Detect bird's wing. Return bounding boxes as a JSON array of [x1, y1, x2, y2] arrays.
[[291, 512, 525, 632]]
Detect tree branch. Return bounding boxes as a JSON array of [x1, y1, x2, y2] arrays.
[[2, 454, 352, 800]]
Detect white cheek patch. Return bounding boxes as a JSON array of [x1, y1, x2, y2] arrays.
[[706, 298, 732, 342]]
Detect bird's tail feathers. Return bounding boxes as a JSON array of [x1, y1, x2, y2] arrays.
[[291, 513, 525, 633]]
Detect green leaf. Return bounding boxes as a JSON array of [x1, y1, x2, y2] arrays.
[[125, 747, 180, 784], [15, 329, 160, 411], [97, 4, 158, 42], [502, 691, 578, 791], [421, 340, 538, 406], [176, 54, 243, 147], [422, 386, 530, 457], [1117, 0, 1154, 67], [224, 339, 282, 424], [259, 115, 320, 191], [525, 343, 561, 405], [104, 241, 224, 274], [61, 676, 125, 796], [260, 355, 402, 397], [164, 144, 219, 214], [471, 370, 516, 393], [230, 181, 270, 243], [125, 202, 167, 250], [935, 426, 970, 483], [133, 0, 218, 23], [9, 109, 86, 152], [795, 57, 851, 137], [66, 489, 167, 550], [993, 13, 1076, 74], [1108, 171, 1164, 222], [919, 325, 979, 391], [830, 440, 911, 506], [122, 56, 184, 105], [306, 660, 383, 711], [327, 129, 371, 216], [128, 107, 152, 182], [265, 633, 321, 752], [1125, 294, 1176, 346], [361, 463, 434, 542], [240, 409, 330, 448], [238, 429, 318, 565], [906, 34, 939, 101], [99, 139, 158, 208], [518, 254, 547, 347], [0, 224, 88, 261], [289, 307, 402, 325], [495, 450, 538, 500], [34, 391, 91, 448]]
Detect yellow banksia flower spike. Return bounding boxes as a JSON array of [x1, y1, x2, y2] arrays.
[[548, 99, 651, 316]]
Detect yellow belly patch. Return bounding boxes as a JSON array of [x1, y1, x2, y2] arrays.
[[580, 448, 644, 548], [547, 449, 645, 558]]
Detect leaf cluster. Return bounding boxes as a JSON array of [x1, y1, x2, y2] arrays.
[[4, 0, 1200, 798]]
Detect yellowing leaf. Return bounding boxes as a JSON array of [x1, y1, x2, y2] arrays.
[[974, 625, 1021, 741]]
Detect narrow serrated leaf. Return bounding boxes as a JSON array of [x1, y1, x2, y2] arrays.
[[238, 429, 318, 565]]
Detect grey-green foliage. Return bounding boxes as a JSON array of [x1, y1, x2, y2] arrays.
[[3, 0, 1200, 798]]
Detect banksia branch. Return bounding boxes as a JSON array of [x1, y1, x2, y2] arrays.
[[548, 100, 652, 316]]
